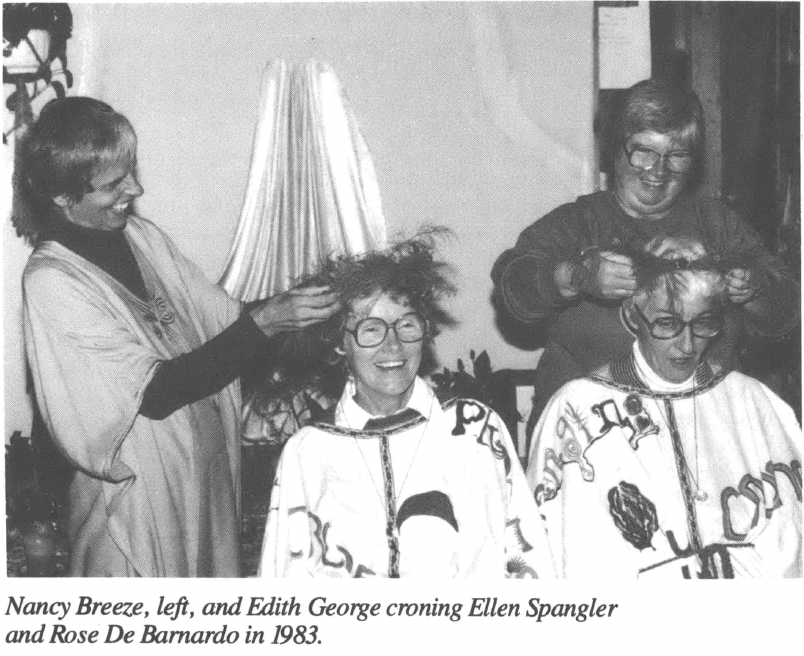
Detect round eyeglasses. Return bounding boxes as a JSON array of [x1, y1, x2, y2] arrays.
[[623, 143, 693, 174], [633, 304, 722, 340], [344, 312, 427, 348]]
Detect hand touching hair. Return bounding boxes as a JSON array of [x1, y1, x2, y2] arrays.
[[249, 227, 457, 410]]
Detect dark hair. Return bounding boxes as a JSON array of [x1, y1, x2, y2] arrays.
[[250, 227, 457, 408], [312, 225, 457, 331], [13, 96, 137, 243], [626, 236, 774, 314], [605, 78, 704, 173]]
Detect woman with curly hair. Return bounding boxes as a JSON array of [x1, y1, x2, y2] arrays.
[[259, 230, 554, 578], [526, 236, 801, 579]]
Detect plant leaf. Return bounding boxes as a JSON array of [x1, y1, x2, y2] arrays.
[[474, 350, 492, 380]]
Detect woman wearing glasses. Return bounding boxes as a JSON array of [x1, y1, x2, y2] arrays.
[[525, 238, 801, 578], [492, 78, 798, 429], [259, 231, 554, 578]]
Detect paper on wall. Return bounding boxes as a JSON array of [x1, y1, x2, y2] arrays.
[[598, 1, 652, 89]]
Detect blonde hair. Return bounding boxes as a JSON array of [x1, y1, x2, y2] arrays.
[[14, 97, 137, 244]]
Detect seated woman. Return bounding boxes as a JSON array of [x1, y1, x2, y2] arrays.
[[526, 237, 801, 579], [260, 230, 554, 578]]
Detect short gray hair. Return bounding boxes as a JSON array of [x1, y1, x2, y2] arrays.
[[606, 78, 704, 172], [632, 237, 727, 310]]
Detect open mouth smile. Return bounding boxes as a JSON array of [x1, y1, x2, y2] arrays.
[[375, 361, 406, 370]]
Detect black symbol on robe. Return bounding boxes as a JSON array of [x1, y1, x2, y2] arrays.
[[397, 490, 458, 533], [478, 422, 511, 476], [592, 399, 633, 436], [665, 531, 748, 579], [506, 556, 537, 578], [591, 398, 658, 450], [452, 400, 487, 435], [608, 481, 659, 551]]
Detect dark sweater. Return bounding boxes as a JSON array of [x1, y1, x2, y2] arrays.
[[491, 191, 800, 417], [42, 218, 270, 419]]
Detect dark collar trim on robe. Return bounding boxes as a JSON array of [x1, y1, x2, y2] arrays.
[[586, 352, 728, 400], [311, 393, 460, 437]]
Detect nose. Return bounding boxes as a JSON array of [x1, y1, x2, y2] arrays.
[[123, 172, 144, 197], [646, 154, 671, 177], [383, 325, 403, 350], [676, 325, 695, 354]]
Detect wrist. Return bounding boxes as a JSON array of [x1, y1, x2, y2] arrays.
[[555, 261, 581, 299], [243, 310, 274, 343], [249, 306, 279, 339]]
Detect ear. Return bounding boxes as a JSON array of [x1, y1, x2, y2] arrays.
[[52, 194, 73, 209], [53, 194, 75, 209], [620, 299, 639, 336], [334, 345, 346, 356]]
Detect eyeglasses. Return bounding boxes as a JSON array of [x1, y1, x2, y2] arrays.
[[633, 304, 722, 340], [344, 312, 427, 348], [623, 143, 693, 174]]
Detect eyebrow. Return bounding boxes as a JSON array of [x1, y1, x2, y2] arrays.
[[93, 160, 137, 191], [654, 311, 719, 321], [631, 144, 691, 154], [97, 173, 128, 189]]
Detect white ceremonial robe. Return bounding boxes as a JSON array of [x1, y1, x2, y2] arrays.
[[261, 377, 555, 578], [526, 343, 802, 579], [23, 216, 243, 577]]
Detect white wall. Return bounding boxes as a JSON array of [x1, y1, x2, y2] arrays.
[[3, 2, 594, 438]]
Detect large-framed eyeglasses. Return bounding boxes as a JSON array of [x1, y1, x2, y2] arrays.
[[633, 304, 722, 340], [344, 312, 427, 348], [623, 143, 693, 174]]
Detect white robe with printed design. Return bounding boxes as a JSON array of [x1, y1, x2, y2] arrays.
[[526, 344, 802, 579], [261, 377, 555, 578]]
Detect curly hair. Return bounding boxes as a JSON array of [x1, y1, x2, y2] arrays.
[[249, 227, 457, 412]]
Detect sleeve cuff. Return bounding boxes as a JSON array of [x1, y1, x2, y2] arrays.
[[501, 255, 566, 321], [239, 310, 272, 347]]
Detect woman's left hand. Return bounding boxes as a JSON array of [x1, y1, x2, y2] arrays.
[[725, 268, 761, 305]]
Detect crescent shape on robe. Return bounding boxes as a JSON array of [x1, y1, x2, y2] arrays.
[[396, 490, 459, 533]]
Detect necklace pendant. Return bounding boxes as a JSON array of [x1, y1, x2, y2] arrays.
[[695, 489, 708, 502]]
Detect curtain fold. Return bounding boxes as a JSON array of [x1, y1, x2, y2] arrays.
[[219, 60, 387, 301]]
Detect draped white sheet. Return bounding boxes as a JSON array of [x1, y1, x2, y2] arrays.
[[219, 60, 387, 300]]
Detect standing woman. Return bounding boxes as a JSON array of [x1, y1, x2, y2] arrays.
[[260, 232, 554, 578], [17, 97, 339, 576], [492, 78, 798, 426]]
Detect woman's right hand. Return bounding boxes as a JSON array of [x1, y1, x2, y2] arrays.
[[249, 285, 341, 338], [557, 251, 636, 300]]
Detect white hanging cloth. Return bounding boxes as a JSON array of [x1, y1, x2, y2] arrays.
[[219, 60, 387, 300]]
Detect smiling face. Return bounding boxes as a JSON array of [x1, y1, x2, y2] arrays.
[[630, 285, 719, 384], [341, 292, 424, 416], [614, 130, 691, 220], [55, 157, 143, 231]]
